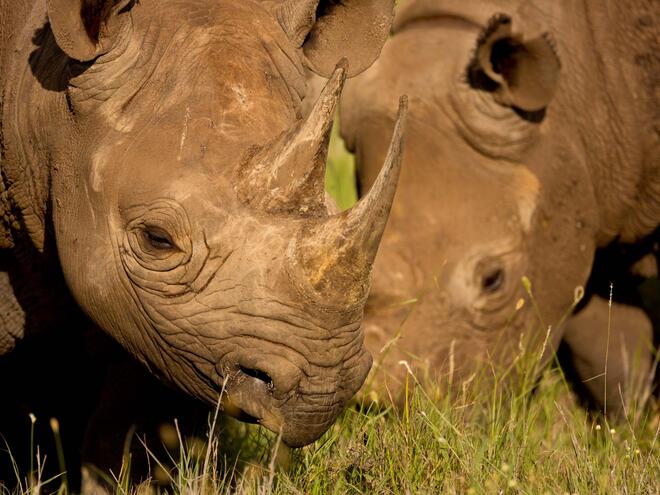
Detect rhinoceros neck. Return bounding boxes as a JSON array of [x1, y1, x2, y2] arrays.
[[538, 0, 659, 245], [1, 0, 71, 253], [509, 0, 660, 245], [576, 0, 660, 244]]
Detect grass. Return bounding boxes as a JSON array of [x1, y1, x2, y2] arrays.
[[2, 130, 659, 495], [6, 356, 658, 494]]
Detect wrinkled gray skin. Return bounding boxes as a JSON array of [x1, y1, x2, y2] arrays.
[[341, 0, 659, 412], [0, 0, 405, 463]]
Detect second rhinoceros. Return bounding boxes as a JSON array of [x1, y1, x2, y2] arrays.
[[0, 0, 407, 459], [341, 0, 658, 411]]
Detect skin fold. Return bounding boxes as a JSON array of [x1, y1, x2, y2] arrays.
[[0, 0, 406, 486], [340, 0, 659, 412]]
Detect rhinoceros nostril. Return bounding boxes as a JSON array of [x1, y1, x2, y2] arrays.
[[239, 365, 274, 390]]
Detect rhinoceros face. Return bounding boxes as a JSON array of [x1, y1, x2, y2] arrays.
[[44, 0, 403, 446], [341, 10, 600, 397]]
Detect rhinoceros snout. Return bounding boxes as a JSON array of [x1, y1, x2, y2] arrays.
[[220, 346, 372, 447], [280, 347, 373, 447]]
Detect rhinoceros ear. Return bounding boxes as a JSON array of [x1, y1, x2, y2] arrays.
[[47, 0, 134, 61], [275, 0, 395, 78], [467, 14, 561, 113]]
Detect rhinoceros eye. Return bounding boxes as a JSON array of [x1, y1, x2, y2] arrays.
[[481, 268, 504, 294], [142, 226, 176, 251]]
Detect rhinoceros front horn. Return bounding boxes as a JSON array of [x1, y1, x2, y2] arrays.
[[297, 96, 408, 306], [236, 61, 348, 216], [236, 64, 407, 306]]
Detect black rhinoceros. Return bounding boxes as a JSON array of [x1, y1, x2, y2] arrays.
[[340, 0, 658, 412], [0, 0, 407, 477]]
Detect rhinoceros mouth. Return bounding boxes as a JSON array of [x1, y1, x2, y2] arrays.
[[218, 367, 286, 426], [213, 365, 352, 447]]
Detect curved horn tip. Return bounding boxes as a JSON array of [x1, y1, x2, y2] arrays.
[[324, 58, 348, 91], [396, 95, 409, 126], [335, 57, 349, 73], [381, 94, 409, 177], [345, 92, 408, 224], [359, 93, 409, 212], [383, 94, 409, 171], [313, 58, 349, 108]]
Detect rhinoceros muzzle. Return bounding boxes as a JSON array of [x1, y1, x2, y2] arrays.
[[218, 345, 372, 447]]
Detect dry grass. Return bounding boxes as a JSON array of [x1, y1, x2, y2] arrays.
[[6, 357, 658, 494]]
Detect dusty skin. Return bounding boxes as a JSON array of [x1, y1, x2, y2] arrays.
[[0, 0, 407, 486], [341, 0, 659, 413]]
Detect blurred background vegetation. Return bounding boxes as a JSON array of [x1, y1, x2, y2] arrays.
[[325, 120, 358, 210]]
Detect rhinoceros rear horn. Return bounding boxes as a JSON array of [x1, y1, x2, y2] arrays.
[[275, 0, 395, 78], [297, 96, 408, 306], [236, 62, 348, 215], [47, 0, 133, 61]]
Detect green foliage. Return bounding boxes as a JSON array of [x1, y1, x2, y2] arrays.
[[324, 119, 358, 210]]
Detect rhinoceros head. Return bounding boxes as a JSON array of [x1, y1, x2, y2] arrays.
[[43, 0, 404, 446], [341, 6, 601, 398]]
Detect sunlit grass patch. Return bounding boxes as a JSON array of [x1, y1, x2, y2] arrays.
[[3, 352, 658, 494], [148, 369, 659, 494]]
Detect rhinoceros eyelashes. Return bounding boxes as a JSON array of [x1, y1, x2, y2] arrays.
[[141, 225, 176, 252], [471, 255, 515, 302], [481, 267, 505, 294], [122, 199, 193, 270]]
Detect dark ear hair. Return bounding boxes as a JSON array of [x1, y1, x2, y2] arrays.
[[467, 14, 561, 112], [47, 0, 134, 61], [275, 0, 395, 78]]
